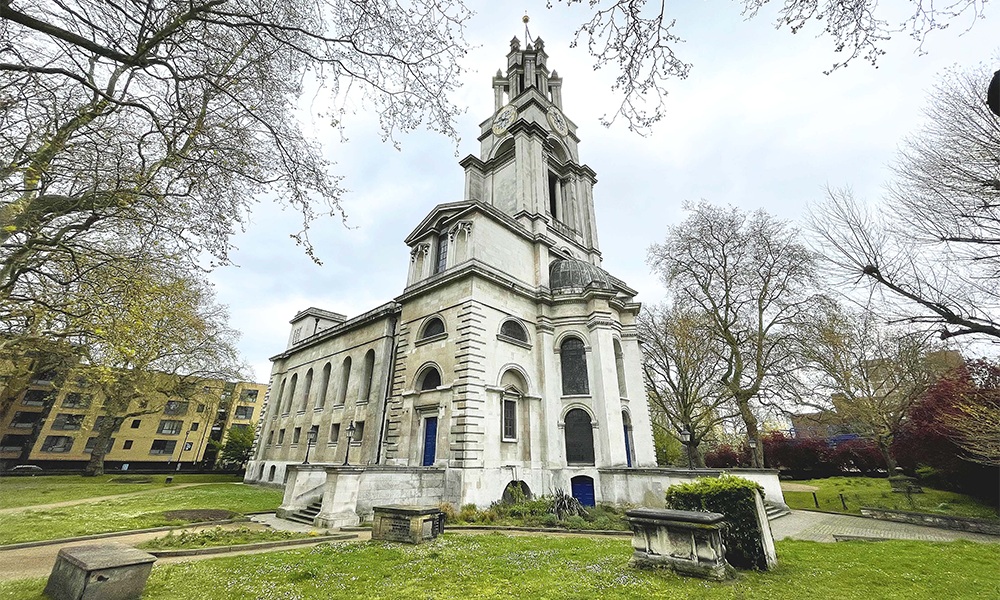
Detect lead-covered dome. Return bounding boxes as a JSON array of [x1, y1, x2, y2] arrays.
[[549, 259, 614, 291]]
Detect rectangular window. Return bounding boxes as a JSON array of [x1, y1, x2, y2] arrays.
[[234, 406, 253, 420], [197, 403, 205, 413], [267, 430, 274, 445], [123, 440, 134, 450], [548, 171, 558, 217], [435, 233, 448, 274], [22, 389, 51, 406], [40, 435, 73, 453], [183, 441, 193, 451], [502, 398, 517, 442], [131, 419, 141, 429], [51, 413, 85, 431], [61, 393, 92, 409], [149, 439, 177, 455], [353, 421, 365, 442], [241, 389, 259, 402], [30, 370, 57, 384], [293, 427, 301, 444], [0, 434, 30, 452], [84, 437, 115, 453], [163, 400, 189, 416], [8, 411, 42, 429], [277, 429, 285, 445], [330, 423, 340, 444], [232, 423, 249, 431], [156, 420, 183, 435], [190, 422, 199, 431], [93, 417, 124, 432]]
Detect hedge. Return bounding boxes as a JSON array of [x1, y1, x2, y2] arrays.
[[665, 475, 768, 570]]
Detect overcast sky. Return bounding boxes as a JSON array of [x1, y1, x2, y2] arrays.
[[207, 3, 998, 382]]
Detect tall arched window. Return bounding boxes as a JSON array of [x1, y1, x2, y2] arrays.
[[359, 350, 376, 403], [565, 408, 595, 465], [622, 410, 634, 468], [301, 368, 313, 412], [434, 219, 449, 274], [613, 339, 628, 399], [317, 363, 331, 409], [337, 357, 352, 405], [275, 378, 286, 415], [499, 369, 526, 442], [268, 465, 276, 482], [284, 373, 297, 413], [560, 337, 589, 396], [420, 317, 445, 340], [419, 366, 441, 391]]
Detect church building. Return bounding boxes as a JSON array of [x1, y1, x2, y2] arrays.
[[246, 34, 783, 528]]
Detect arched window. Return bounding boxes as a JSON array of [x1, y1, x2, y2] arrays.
[[622, 410, 634, 468], [359, 350, 376, 403], [337, 357, 351, 405], [275, 378, 286, 415], [317, 363, 331, 409], [502, 480, 532, 503], [268, 465, 276, 482], [284, 373, 297, 413], [500, 319, 528, 343], [419, 366, 441, 391], [499, 369, 527, 442], [493, 137, 515, 159], [420, 317, 445, 339], [565, 408, 595, 465], [258, 463, 265, 480], [614, 339, 628, 399], [560, 337, 589, 396], [301, 368, 313, 412], [434, 219, 449, 274]]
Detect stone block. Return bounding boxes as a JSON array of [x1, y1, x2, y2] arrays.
[[372, 505, 445, 544], [43, 543, 156, 600], [625, 508, 734, 581]]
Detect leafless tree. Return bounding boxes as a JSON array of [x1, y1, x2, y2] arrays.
[[648, 202, 816, 467], [639, 303, 733, 467], [811, 63, 1000, 341]]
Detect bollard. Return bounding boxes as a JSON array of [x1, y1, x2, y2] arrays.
[[812, 492, 819, 508], [840, 493, 848, 510]]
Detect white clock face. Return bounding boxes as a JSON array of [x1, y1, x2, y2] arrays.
[[492, 104, 518, 136], [547, 107, 568, 136]]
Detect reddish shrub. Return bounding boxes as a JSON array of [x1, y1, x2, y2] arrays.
[[830, 438, 885, 475], [704, 445, 743, 468]]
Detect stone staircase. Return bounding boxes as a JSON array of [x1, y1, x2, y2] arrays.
[[765, 502, 791, 521], [285, 500, 322, 526]]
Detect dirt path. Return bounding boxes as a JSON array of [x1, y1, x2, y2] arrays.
[[780, 482, 820, 492], [0, 483, 225, 515]]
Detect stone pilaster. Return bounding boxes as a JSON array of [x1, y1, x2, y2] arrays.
[[450, 300, 488, 467]]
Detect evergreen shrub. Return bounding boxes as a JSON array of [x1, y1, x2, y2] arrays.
[[665, 475, 767, 570]]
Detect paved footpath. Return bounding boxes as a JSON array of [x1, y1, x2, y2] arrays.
[[770, 509, 1000, 543], [0, 483, 224, 515]]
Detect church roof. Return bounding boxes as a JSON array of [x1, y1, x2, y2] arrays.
[[549, 258, 614, 291]]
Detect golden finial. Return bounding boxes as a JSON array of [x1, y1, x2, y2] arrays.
[[523, 14, 530, 24]]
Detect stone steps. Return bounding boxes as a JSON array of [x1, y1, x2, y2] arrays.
[[765, 502, 791, 521], [285, 500, 322, 525]]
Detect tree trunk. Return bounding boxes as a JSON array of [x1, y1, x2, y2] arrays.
[[736, 397, 764, 468], [84, 417, 117, 476], [876, 435, 897, 474]]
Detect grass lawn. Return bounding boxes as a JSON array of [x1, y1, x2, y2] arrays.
[[0, 484, 282, 545], [137, 526, 314, 550], [0, 474, 243, 510], [783, 476, 999, 520], [2, 534, 997, 599]]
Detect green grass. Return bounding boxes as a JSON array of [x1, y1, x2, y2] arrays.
[[450, 500, 630, 531], [1, 534, 997, 599], [0, 474, 243, 510], [137, 526, 314, 550], [783, 476, 1000, 520], [0, 484, 282, 545]]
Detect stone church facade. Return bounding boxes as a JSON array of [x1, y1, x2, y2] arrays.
[[247, 36, 783, 527]]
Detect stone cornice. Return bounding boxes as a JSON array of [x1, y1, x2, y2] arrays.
[[269, 302, 401, 362]]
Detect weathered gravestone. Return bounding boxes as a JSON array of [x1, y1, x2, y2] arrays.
[[372, 505, 445, 544], [625, 508, 735, 581], [43, 543, 156, 600]]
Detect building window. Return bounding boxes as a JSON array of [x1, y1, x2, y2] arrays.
[[418, 366, 441, 391], [234, 406, 253, 420], [84, 437, 115, 453], [359, 350, 376, 403], [613, 339, 628, 399], [0, 435, 30, 452], [232, 423, 249, 431], [61, 393, 92, 409], [435, 232, 448, 274], [51, 413, 85, 431], [40, 435, 73, 453], [330, 423, 340, 444], [157, 420, 183, 435], [419, 317, 445, 340], [197, 403, 205, 413], [353, 421, 365, 441], [123, 440, 134, 450], [164, 400, 189, 416], [502, 395, 517, 442], [278, 429, 286, 445], [284, 373, 298, 413], [190, 422, 200, 431], [499, 320, 529, 343], [93, 416, 124, 432], [337, 357, 352, 405], [267, 430, 274, 445], [564, 409, 595, 465], [130, 419, 141, 429], [241, 389, 259, 402], [149, 439, 177, 455], [268, 465, 276, 482], [8, 411, 42, 429], [499, 369, 527, 442], [293, 427, 301, 444], [548, 171, 558, 217], [22, 389, 51, 406], [560, 337, 590, 395], [301, 369, 313, 412], [318, 362, 331, 409]]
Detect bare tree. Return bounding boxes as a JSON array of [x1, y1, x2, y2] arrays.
[[791, 300, 957, 471], [811, 63, 1000, 341], [648, 202, 816, 467], [639, 303, 733, 467]]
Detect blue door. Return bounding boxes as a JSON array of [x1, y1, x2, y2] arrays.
[[624, 422, 633, 467], [422, 417, 437, 466], [571, 476, 595, 507]]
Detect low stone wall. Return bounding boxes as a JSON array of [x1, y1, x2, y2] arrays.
[[859, 508, 1000, 536], [355, 466, 449, 518], [598, 468, 786, 508]]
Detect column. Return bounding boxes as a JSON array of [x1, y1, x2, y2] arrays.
[[588, 325, 627, 466]]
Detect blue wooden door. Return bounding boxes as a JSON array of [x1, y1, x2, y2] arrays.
[[571, 476, 595, 507], [422, 417, 437, 466]]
